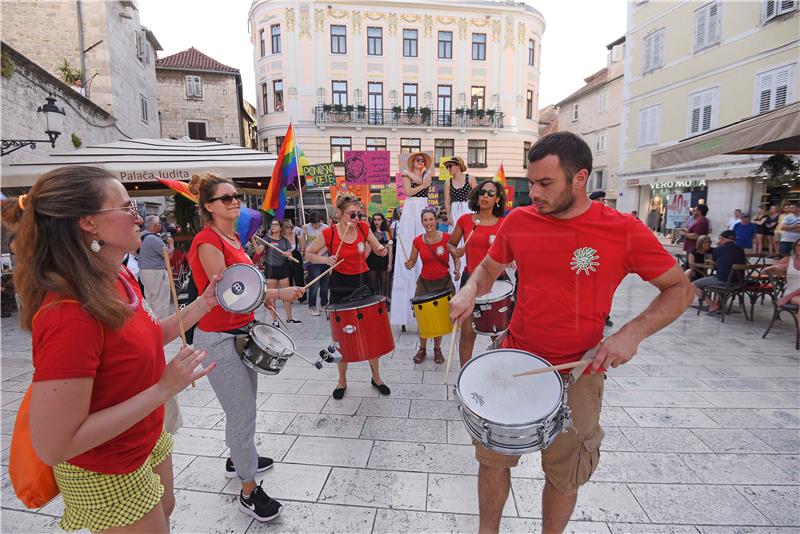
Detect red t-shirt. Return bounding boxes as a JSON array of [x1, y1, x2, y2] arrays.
[[188, 227, 254, 332], [31, 268, 165, 475], [457, 213, 504, 274], [322, 221, 370, 276], [414, 232, 451, 280], [488, 203, 676, 367]]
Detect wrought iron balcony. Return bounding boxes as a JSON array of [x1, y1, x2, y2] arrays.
[[313, 106, 504, 128]]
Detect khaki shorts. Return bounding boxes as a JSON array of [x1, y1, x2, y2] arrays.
[[474, 372, 604, 495]]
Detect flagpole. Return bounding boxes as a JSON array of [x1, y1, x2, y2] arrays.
[[291, 120, 307, 227]]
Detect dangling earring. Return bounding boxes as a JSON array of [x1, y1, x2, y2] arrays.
[[91, 239, 105, 253]]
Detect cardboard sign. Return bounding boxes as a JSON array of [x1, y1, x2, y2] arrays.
[[381, 187, 399, 209], [368, 202, 383, 215], [666, 192, 691, 229], [329, 176, 371, 209], [438, 157, 453, 181], [345, 150, 391, 185], [302, 162, 336, 188], [395, 172, 407, 201]]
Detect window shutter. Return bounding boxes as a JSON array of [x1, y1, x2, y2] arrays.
[[649, 107, 659, 145], [639, 108, 649, 146], [708, 3, 720, 45], [643, 33, 653, 71], [765, 0, 777, 20], [775, 66, 791, 108], [758, 72, 774, 113], [654, 30, 663, 69], [701, 90, 714, 131], [694, 7, 707, 50], [689, 91, 701, 134], [779, 0, 797, 13]]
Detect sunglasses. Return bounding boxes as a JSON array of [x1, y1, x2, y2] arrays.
[[478, 189, 498, 197], [209, 193, 243, 205], [96, 200, 139, 218]]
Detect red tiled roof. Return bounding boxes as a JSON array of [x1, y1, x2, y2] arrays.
[[155, 47, 239, 74]]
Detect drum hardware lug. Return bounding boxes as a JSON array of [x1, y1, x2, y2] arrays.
[[481, 421, 492, 447], [472, 310, 481, 318], [335, 315, 341, 323], [537, 425, 546, 445], [357, 313, 363, 320], [433, 300, 439, 307], [498, 307, 508, 313]]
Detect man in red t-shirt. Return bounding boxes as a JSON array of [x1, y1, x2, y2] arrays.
[[450, 132, 694, 534]]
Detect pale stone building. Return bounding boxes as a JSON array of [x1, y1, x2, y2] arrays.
[[1, 0, 161, 140], [554, 37, 625, 207], [617, 1, 799, 234], [156, 47, 247, 145], [248, 0, 545, 207]]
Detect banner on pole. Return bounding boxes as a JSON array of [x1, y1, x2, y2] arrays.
[[302, 162, 336, 188], [344, 150, 391, 184]]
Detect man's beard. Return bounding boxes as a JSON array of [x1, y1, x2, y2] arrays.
[[536, 187, 577, 216]]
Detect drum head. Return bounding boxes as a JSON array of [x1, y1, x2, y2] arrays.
[[475, 280, 514, 304], [216, 264, 265, 313], [410, 289, 452, 305], [458, 350, 563, 425], [250, 324, 295, 354], [327, 294, 385, 312]]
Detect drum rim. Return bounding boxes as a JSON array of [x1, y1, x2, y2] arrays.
[[216, 263, 266, 313], [456, 349, 565, 428], [249, 323, 296, 354], [410, 289, 453, 305], [240, 353, 280, 375], [326, 294, 386, 312], [475, 279, 514, 304]]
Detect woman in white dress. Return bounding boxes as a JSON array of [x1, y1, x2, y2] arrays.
[[390, 152, 433, 326]]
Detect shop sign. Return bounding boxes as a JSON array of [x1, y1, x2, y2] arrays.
[[651, 178, 707, 190], [665, 192, 691, 229]]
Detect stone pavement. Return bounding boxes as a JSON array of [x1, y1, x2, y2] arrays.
[[1, 275, 798, 533]]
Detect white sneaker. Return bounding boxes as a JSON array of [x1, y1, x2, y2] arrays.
[[308, 306, 321, 316]]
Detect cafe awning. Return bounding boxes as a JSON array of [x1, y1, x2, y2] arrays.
[[651, 102, 800, 169], [0, 138, 277, 193]]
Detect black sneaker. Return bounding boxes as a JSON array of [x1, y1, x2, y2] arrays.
[[226, 456, 274, 479], [239, 482, 282, 522]]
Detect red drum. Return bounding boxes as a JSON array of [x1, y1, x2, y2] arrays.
[[327, 295, 395, 362], [472, 280, 515, 334]]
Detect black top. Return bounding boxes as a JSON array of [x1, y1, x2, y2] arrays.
[[450, 176, 472, 202], [411, 170, 431, 198], [713, 242, 746, 282]]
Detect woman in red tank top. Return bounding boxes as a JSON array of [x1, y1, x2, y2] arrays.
[[188, 174, 304, 523], [447, 180, 507, 367], [305, 193, 391, 400]]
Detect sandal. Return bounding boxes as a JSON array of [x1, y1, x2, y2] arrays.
[[433, 347, 445, 364], [413, 348, 427, 363]]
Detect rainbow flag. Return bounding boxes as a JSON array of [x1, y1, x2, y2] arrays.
[[493, 163, 507, 186], [262, 124, 309, 219], [159, 178, 262, 243]]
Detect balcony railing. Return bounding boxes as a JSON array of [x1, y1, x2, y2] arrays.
[[313, 107, 504, 128]]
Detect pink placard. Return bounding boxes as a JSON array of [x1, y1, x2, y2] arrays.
[[344, 150, 391, 184]]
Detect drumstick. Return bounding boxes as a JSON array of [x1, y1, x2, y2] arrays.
[[253, 235, 300, 264], [334, 223, 352, 258], [267, 303, 290, 330], [443, 324, 460, 384], [303, 260, 344, 290], [396, 237, 409, 262], [512, 358, 594, 378], [162, 248, 194, 388], [461, 219, 480, 248]]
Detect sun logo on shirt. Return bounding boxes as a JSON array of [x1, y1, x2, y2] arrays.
[[141, 298, 160, 325], [488, 235, 496, 245], [570, 247, 600, 276], [357, 241, 366, 254], [436, 245, 445, 256]]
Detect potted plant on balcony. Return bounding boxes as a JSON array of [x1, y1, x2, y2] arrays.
[[420, 106, 432, 125], [466, 108, 475, 119], [476, 108, 486, 119], [392, 105, 402, 121], [322, 103, 332, 113], [455, 107, 466, 117], [333, 103, 344, 114], [356, 104, 367, 119], [345, 104, 355, 114]]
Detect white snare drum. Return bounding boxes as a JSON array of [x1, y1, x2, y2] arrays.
[[241, 323, 295, 375], [456, 349, 572, 455], [216, 264, 265, 314]]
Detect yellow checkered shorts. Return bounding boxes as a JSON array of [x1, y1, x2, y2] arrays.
[[54, 430, 173, 532]]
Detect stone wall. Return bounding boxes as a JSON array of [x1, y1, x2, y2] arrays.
[[1, 0, 159, 140], [1, 44, 119, 166], [157, 70, 243, 145]]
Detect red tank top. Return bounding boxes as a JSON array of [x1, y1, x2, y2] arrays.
[[322, 221, 370, 275]]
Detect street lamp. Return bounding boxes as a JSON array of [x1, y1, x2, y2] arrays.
[[1, 96, 66, 157]]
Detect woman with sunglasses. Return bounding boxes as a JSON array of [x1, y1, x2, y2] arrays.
[[187, 174, 304, 523], [448, 180, 507, 366], [259, 219, 300, 326], [1, 166, 216, 533], [367, 212, 392, 299], [305, 193, 390, 400], [442, 156, 477, 230], [283, 219, 307, 296], [391, 151, 433, 327], [405, 208, 462, 364]]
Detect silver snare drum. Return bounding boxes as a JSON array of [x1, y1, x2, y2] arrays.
[[455, 349, 572, 455], [241, 323, 295, 375], [216, 264, 265, 314]]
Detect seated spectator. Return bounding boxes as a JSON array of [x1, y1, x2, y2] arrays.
[[684, 235, 713, 281], [763, 238, 800, 310], [692, 230, 746, 314], [733, 213, 758, 252]]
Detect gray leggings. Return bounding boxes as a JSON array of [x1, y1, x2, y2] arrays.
[[193, 326, 259, 482]]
